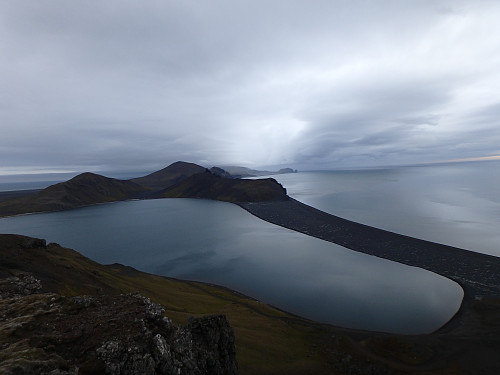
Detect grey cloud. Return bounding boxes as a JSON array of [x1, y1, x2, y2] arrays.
[[1, 1, 500, 173]]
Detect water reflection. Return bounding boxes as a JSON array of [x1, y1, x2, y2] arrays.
[[0, 198, 463, 334]]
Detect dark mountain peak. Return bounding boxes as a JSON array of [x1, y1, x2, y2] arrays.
[[0, 173, 146, 217], [150, 161, 205, 174], [131, 161, 206, 190], [69, 172, 106, 181], [168, 160, 204, 170], [62, 172, 118, 187]]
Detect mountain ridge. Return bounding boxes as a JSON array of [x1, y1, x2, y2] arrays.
[[0, 161, 292, 217], [130, 161, 207, 190], [158, 170, 288, 202], [0, 172, 146, 216]]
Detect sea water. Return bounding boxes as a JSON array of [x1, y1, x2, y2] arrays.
[[270, 161, 500, 256]]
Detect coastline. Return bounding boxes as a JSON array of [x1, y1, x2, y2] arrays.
[[236, 198, 500, 301], [3, 187, 500, 328], [3, 185, 499, 301], [3, 194, 500, 372]]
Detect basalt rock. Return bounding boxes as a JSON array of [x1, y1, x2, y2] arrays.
[[0, 274, 42, 298], [0, 277, 238, 375]]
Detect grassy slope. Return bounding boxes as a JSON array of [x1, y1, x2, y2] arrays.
[[159, 171, 288, 202], [131, 161, 207, 190], [0, 173, 146, 217], [0, 162, 288, 217], [0, 235, 332, 374]]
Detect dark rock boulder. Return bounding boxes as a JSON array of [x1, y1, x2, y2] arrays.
[[0, 273, 42, 298], [0, 278, 238, 375]]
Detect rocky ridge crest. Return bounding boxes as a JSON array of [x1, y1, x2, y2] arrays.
[[0, 276, 237, 375]]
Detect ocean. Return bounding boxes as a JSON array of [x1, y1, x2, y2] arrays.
[[272, 161, 500, 257]]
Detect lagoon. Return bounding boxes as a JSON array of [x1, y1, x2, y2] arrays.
[[0, 197, 462, 334]]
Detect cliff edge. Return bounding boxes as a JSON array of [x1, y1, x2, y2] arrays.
[[0, 267, 237, 375]]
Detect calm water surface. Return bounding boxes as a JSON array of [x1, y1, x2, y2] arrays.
[[272, 161, 500, 256], [1, 198, 462, 334]]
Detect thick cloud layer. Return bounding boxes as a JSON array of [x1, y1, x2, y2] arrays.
[[1, 0, 500, 173]]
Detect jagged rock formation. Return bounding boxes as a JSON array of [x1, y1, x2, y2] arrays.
[[0, 273, 42, 297], [131, 161, 207, 190], [0, 173, 146, 217], [0, 277, 238, 375]]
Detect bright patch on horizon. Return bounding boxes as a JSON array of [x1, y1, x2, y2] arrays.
[[0, 167, 78, 176], [440, 155, 500, 164]]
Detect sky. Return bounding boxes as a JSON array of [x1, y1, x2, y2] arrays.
[[1, 0, 500, 174]]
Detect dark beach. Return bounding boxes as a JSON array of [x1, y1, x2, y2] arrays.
[[238, 198, 500, 301]]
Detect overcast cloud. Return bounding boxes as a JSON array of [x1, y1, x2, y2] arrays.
[[1, 0, 500, 173]]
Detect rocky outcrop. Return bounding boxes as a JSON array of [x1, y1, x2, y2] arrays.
[[0, 273, 42, 298], [0, 277, 238, 375]]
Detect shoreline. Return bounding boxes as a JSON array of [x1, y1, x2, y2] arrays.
[[4, 187, 499, 299], [236, 198, 500, 302], [3, 187, 500, 334]]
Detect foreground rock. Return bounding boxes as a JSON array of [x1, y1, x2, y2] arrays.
[[0, 277, 238, 375]]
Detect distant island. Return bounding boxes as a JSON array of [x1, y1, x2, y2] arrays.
[[219, 166, 297, 178]]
